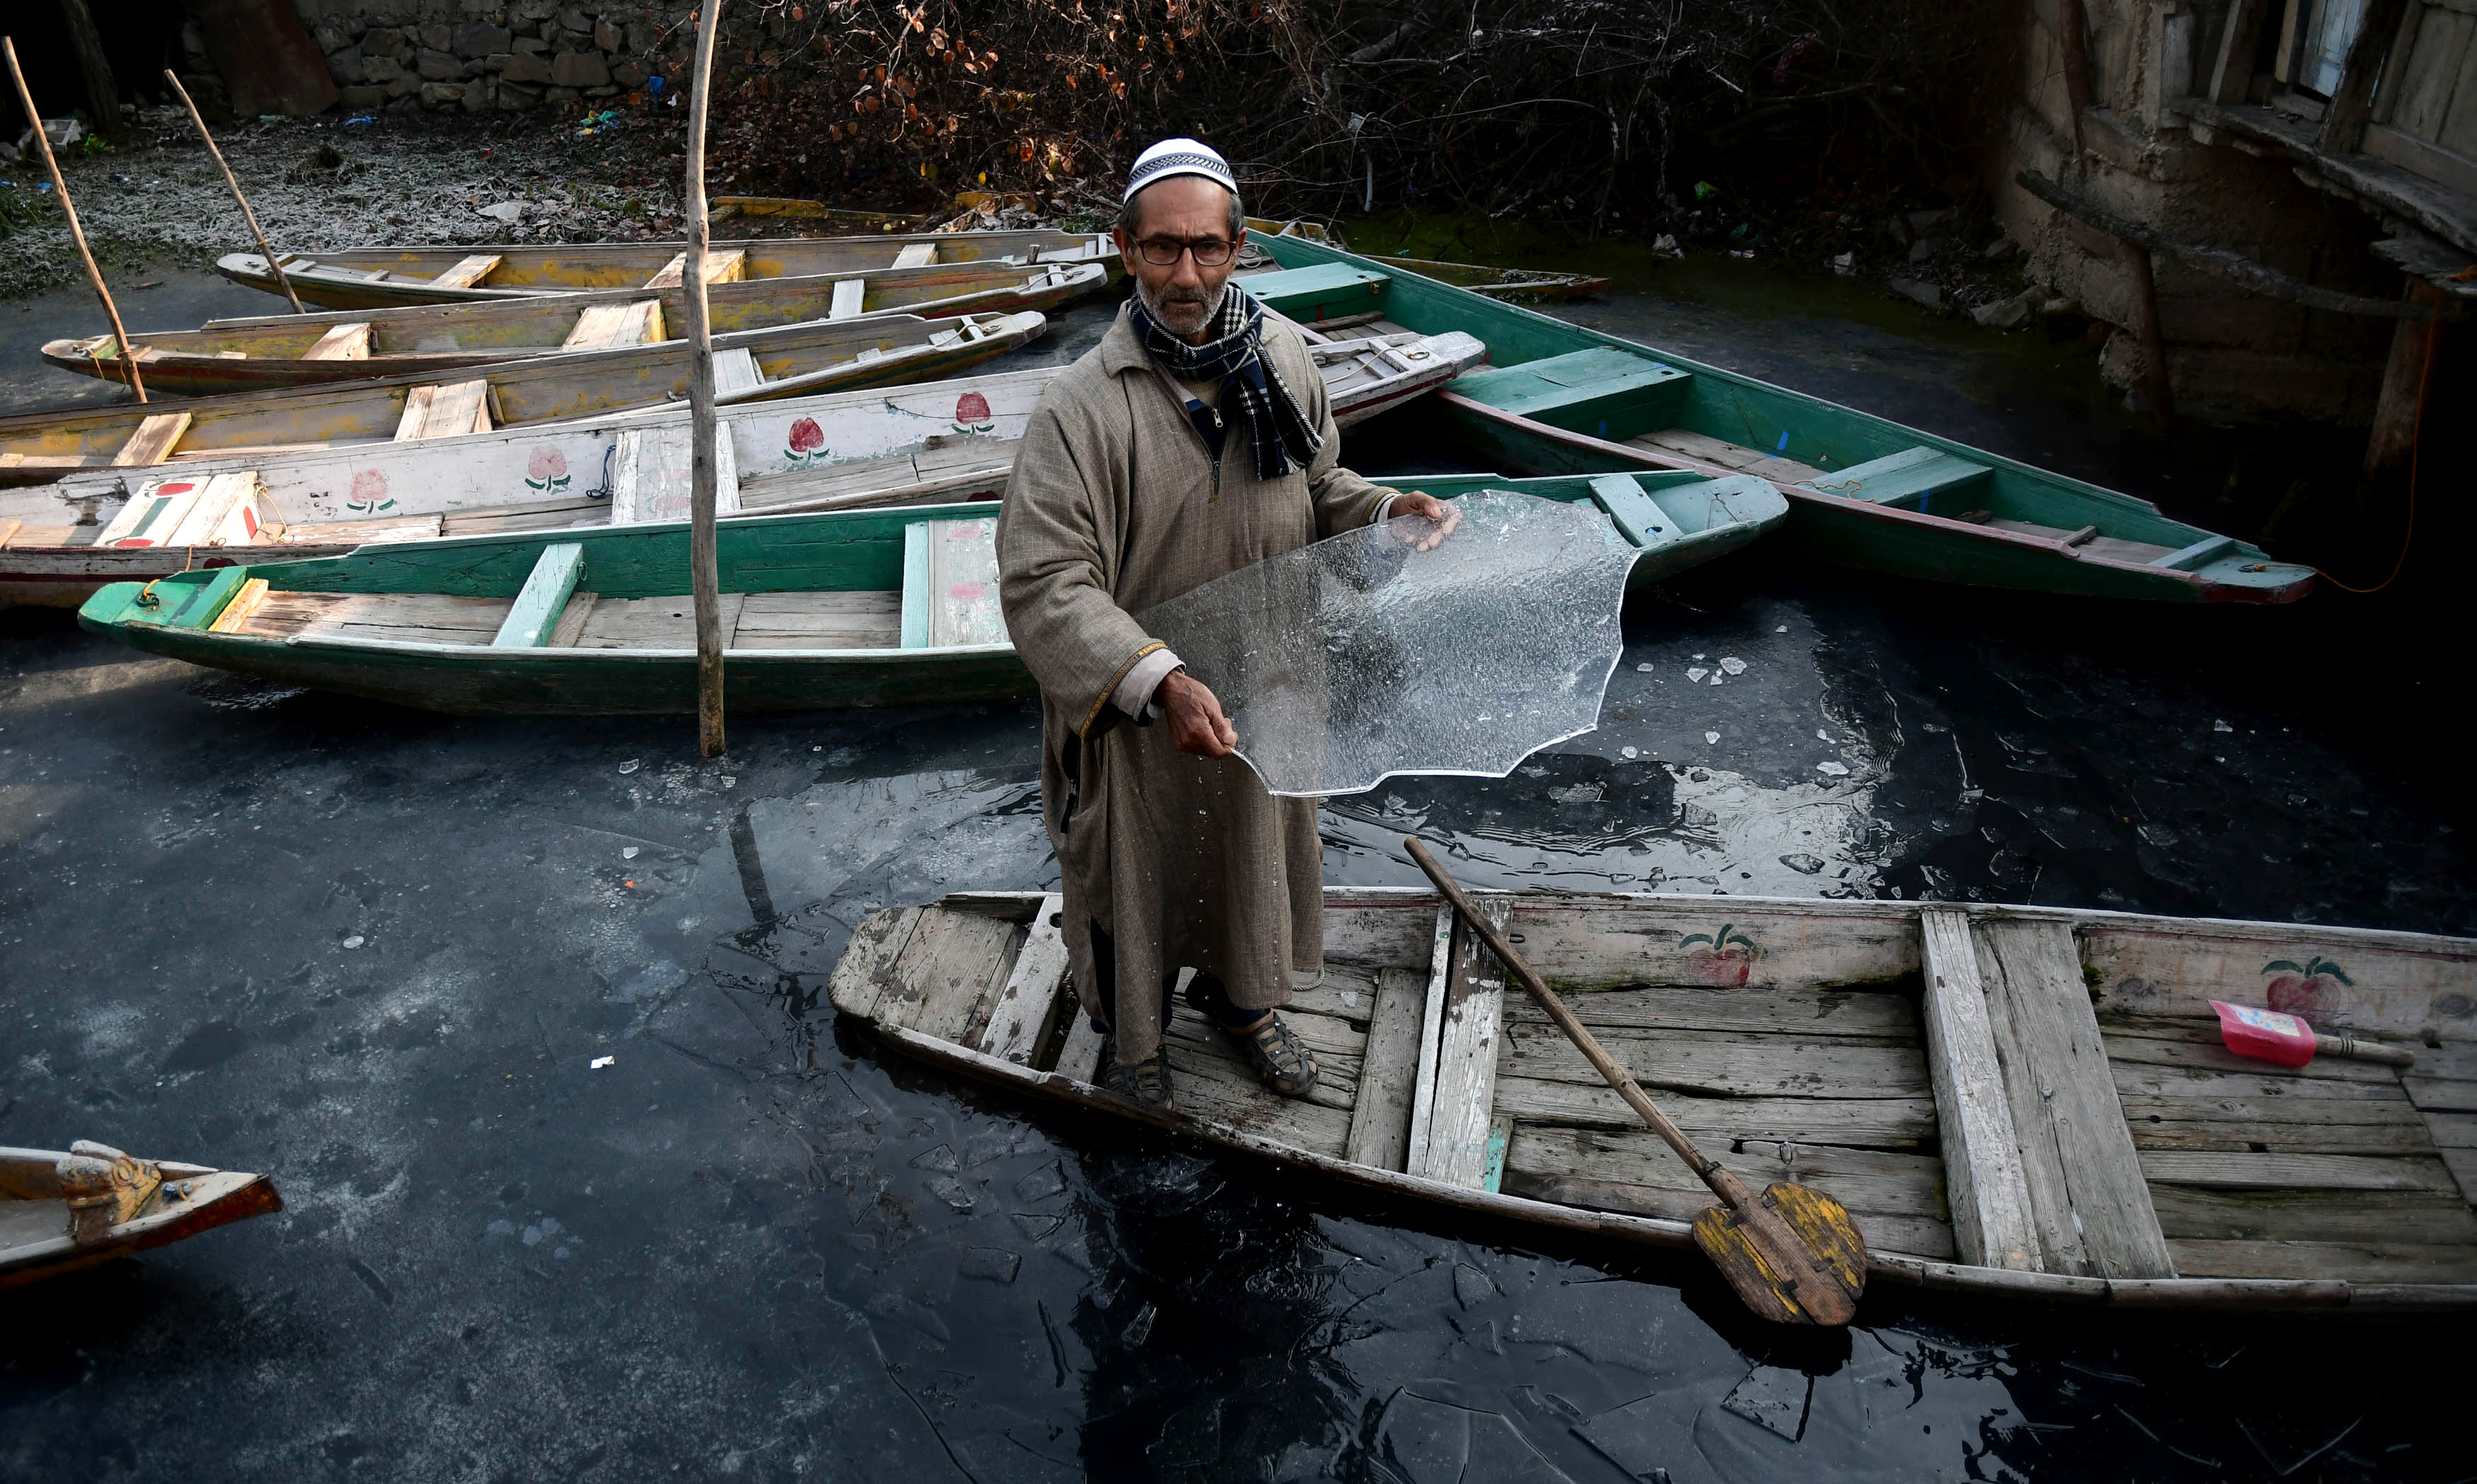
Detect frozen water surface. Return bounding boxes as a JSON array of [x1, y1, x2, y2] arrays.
[[1141, 491, 1635, 796]]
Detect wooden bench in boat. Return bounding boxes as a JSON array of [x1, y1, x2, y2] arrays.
[[828, 890, 2477, 1305], [228, 512, 1008, 657]]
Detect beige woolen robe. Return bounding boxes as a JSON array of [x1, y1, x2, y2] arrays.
[[996, 302, 1396, 1064]]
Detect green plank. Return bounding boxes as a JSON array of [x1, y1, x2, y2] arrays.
[[1448, 348, 1691, 441], [1248, 229, 2316, 601], [491, 542, 585, 648], [900, 522, 931, 648], [1585, 473, 1679, 549], [1241, 262, 1389, 322]]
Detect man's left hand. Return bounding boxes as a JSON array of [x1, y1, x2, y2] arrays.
[[1385, 491, 1460, 552]]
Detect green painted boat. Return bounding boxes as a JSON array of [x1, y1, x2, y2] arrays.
[[76, 471, 1788, 716], [1241, 236, 2316, 604]]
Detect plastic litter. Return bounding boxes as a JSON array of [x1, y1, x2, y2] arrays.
[[1693, 180, 1718, 201], [2211, 1000, 2316, 1066], [590, 1054, 615, 1069]]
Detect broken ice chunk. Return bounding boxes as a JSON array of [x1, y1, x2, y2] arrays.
[[1718, 657, 1747, 675], [1817, 761, 1851, 776], [1686, 667, 1710, 683], [1704, 731, 1721, 744]]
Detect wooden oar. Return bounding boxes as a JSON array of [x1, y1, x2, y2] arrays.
[[163, 69, 304, 314], [1403, 836, 1868, 1325], [4, 35, 144, 402]]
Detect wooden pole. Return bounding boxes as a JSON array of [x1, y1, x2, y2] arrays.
[[2364, 277, 2444, 479], [4, 35, 143, 403], [55, 0, 119, 142], [2121, 241, 2176, 427], [684, 1, 726, 758], [163, 69, 304, 314]]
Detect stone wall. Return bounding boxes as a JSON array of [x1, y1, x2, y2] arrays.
[[281, 0, 686, 115], [1989, 0, 2396, 423]]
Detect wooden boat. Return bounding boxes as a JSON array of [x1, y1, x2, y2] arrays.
[[1360, 254, 1612, 301], [830, 887, 2477, 1315], [1245, 219, 1612, 300], [1240, 236, 2317, 603], [217, 229, 1115, 311], [74, 469, 1783, 714], [706, 197, 934, 229], [4, 326, 1482, 607], [0, 309, 1047, 491], [43, 259, 1105, 396], [2, 1141, 281, 1289]]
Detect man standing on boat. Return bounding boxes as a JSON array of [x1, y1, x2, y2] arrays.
[[997, 138, 1457, 1112]]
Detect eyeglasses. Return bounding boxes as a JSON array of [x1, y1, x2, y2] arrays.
[[1132, 236, 1236, 267]]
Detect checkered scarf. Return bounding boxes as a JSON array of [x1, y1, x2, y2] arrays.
[[1129, 284, 1322, 482]]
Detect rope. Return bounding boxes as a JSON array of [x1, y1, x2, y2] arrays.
[[2316, 301, 2440, 596]]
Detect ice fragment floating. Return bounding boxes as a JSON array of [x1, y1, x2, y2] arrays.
[[1138, 491, 1635, 797]]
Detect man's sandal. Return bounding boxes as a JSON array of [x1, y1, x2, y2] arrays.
[[1101, 1052, 1175, 1111], [1225, 1011, 1320, 1098]]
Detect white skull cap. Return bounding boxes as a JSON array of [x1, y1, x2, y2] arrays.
[[1123, 137, 1237, 203]]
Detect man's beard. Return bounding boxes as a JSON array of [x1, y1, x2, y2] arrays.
[[1136, 275, 1226, 338]]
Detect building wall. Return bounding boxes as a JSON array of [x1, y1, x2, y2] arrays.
[[1993, 0, 2398, 422], [270, 0, 704, 116]]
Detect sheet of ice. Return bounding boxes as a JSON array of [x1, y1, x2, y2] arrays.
[[1137, 490, 1635, 798]]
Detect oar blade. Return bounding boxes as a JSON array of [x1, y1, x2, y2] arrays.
[[1689, 1205, 1808, 1324], [1689, 1182, 1868, 1326]]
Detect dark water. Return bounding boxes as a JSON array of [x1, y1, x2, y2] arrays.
[[2, 275, 2471, 1481]]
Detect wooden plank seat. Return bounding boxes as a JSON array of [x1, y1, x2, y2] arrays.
[[1449, 348, 1694, 442], [643, 249, 747, 289], [301, 323, 374, 360], [394, 379, 493, 440], [559, 300, 665, 350], [1797, 446, 1994, 513], [890, 241, 939, 269], [1627, 428, 1826, 483], [900, 515, 1005, 648], [713, 347, 766, 398], [429, 255, 505, 290], [828, 278, 869, 320], [111, 412, 192, 468]]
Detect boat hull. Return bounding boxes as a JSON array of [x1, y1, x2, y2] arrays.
[[0, 310, 1047, 488], [1250, 233, 2314, 604], [81, 624, 1034, 714], [216, 229, 1116, 309], [74, 473, 1776, 712], [832, 885, 2477, 1316], [45, 262, 1103, 397], [1433, 393, 2311, 604]]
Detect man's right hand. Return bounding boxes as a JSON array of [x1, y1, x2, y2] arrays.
[[1159, 669, 1237, 758]]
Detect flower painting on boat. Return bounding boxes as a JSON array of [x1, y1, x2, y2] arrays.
[[952, 391, 994, 434], [2263, 955, 2353, 1017], [784, 416, 829, 465], [524, 447, 570, 492], [346, 469, 396, 514], [1679, 923, 1759, 986]]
